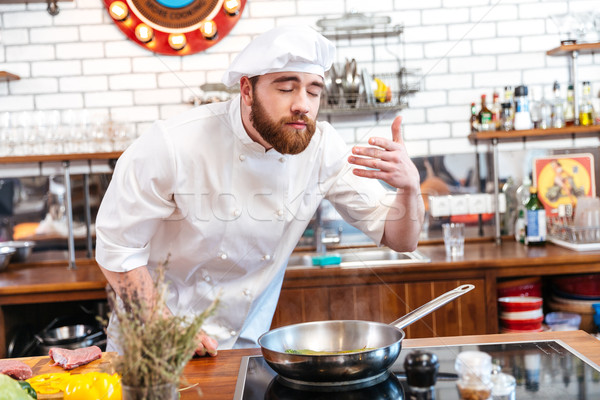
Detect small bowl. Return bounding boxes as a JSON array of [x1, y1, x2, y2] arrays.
[[0, 241, 35, 262], [0, 247, 16, 271], [497, 277, 542, 298], [552, 274, 600, 298], [545, 312, 581, 331], [500, 308, 543, 321], [500, 316, 544, 331], [498, 296, 543, 312]]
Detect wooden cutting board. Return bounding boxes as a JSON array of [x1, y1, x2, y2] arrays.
[[14, 352, 119, 399]]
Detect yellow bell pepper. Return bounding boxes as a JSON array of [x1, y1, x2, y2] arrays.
[[26, 372, 71, 394], [27, 372, 121, 400], [63, 372, 122, 400]]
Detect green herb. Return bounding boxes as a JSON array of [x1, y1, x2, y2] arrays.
[[105, 255, 218, 398]]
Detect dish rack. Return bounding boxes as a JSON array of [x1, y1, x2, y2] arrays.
[[320, 69, 420, 114], [316, 13, 420, 117], [548, 218, 600, 251]]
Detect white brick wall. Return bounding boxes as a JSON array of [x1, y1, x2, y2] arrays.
[[0, 0, 598, 160]]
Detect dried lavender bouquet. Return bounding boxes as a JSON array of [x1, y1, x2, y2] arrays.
[[108, 259, 218, 396]]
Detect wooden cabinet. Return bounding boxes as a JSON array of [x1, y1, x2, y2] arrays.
[[271, 274, 488, 339]]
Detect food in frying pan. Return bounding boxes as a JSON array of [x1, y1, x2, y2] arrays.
[[284, 346, 375, 355]]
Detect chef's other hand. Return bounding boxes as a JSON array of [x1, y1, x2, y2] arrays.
[[194, 331, 218, 357], [348, 116, 420, 193]]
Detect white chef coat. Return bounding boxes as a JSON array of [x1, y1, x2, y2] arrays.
[[95, 95, 394, 350]]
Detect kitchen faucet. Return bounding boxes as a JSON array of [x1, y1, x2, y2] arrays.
[[313, 202, 343, 254]]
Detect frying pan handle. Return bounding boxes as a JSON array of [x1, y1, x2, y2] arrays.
[[391, 284, 475, 330]]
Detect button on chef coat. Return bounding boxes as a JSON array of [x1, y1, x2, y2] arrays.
[[96, 95, 393, 350]]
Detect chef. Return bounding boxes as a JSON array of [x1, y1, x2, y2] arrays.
[[95, 25, 424, 357]]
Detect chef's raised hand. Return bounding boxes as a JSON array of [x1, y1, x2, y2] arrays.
[[194, 331, 218, 357], [348, 116, 420, 194]]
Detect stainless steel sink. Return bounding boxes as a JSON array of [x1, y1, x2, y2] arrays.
[[286, 248, 431, 269]]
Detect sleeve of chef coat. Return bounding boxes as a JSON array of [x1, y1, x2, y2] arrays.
[[318, 122, 393, 246], [95, 121, 177, 272]]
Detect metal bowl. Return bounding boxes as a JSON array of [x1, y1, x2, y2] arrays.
[[0, 246, 16, 271], [0, 241, 35, 262]]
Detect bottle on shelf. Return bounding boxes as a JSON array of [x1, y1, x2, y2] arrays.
[[551, 81, 565, 129], [514, 85, 532, 130], [503, 85, 515, 123], [564, 84, 575, 126], [478, 94, 493, 131], [525, 186, 546, 246], [538, 92, 552, 130], [529, 87, 541, 129], [501, 102, 513, 131], [470, 102, 478, 133], [579, 81, 594, 126], [491, 90, 502, 131]]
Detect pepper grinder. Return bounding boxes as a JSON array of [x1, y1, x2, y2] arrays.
[[404, 350, 440, 400]]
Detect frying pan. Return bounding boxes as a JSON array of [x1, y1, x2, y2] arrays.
[[258, 284, 474, 385]]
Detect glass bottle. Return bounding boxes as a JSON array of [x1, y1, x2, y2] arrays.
[[478, 94, 493, 132], [529, 87, 541, 129], [501, 102, 513, 131], [539, 93, 552, 130], [514, 85, 532, 130], [579, 81, 593, 126], [470, 102, 478, 133], [504, 85, 515, 124], [564, 84, 575, 126], [551, 81, 565, 128], [491, 91, 502, 131], [525, 186, 546, 246]]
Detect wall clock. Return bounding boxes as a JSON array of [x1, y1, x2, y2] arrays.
[[103, 0, 246, 56]]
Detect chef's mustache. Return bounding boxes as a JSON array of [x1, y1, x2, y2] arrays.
[[157, 190, 421, 223]]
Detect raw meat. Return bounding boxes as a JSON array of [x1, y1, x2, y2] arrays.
[[49, 345, 102, 370], [0, 359, 33, 380]]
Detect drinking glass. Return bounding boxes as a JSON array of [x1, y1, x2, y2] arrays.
[[442, 223, 465, 258]]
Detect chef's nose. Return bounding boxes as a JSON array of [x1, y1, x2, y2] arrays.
[[290, 91, 311, 115]]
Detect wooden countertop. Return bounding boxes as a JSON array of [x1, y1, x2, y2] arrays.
[[13, 330, 600, 400], [2, 240, 600, 301], [284, 239, 600, 280]]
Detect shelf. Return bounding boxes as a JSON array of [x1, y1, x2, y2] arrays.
[[321, 25, 404, 41], [0, 151, 122, 164], [0, 71, 20, 82], [547, 42, 600, 56], [468, 125, 600, 144]]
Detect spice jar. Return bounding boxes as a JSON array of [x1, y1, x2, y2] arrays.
[[455, 351, 493, 400]]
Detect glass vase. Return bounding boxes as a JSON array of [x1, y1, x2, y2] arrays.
[[122, 382, 178, 400]]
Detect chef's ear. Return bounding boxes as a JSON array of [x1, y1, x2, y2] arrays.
[[240, 76, 253, 106]]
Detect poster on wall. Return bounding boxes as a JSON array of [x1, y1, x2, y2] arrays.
[[533, 153, 595, 213]]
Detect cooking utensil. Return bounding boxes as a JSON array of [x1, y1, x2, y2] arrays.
[[0, 240, 35, 262], [342, 58, 361, 105], [324, 63, 344, 105], [258, 284, 474, 385], [0, 246, 16, 271]]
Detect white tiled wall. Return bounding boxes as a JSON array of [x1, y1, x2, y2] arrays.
[[0, 0, 599, 158]]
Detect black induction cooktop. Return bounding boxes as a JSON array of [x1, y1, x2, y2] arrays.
[[233, 340, 600, 399]]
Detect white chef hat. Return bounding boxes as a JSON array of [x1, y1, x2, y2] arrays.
[[221, 25, 335, 87]]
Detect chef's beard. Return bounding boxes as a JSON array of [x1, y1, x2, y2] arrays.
[[250, 96, 316, 155]]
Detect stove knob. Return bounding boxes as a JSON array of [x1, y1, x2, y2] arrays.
[[404, 350, 440, 388]]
